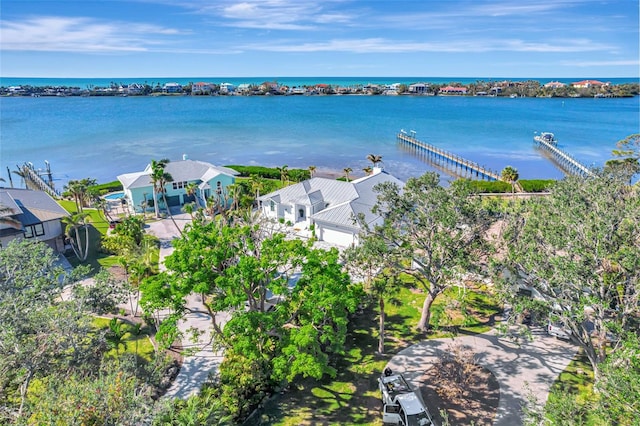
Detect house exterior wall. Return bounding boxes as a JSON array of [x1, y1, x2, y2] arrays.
[[124, 174, 236, 213], [316, 222, 358, 247], [0, 219, 65, 252]]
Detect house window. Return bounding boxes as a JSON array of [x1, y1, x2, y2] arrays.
[[172, 181, 187, 190], [24, 223, 45, 238], [270, 201, 275, 212], [299, 208, 305, 218]]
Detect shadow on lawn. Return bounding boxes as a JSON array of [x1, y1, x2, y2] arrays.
[[245, 307, 390, 425]]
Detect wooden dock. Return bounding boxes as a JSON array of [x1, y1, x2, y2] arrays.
[[397, 131, 502, 181], [18, 162, 61, 198], [533, 133, 593, 177]]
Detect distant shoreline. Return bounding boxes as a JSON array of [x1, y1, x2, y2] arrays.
[[2, 78, 638, 98]]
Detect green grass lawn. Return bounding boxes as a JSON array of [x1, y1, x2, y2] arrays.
[[59, 200, 160, 271], [250, 281, 501, 425], [92, 317, 156, 363]]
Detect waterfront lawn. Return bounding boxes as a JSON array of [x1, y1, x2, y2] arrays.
[[59, 200, 115, 270], [252, 279, 501, 425]]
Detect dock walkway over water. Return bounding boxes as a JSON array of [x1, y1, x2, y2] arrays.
[[17, 162, 61, 198], [397, 130, 502, 181], [534, 132, 593, 177]]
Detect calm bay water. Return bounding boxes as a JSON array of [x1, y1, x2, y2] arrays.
[[1, 92, 638, 187]]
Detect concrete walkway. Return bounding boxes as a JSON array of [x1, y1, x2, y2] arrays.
[[386, 327, 578, 425], [144, 212, 229, 399]]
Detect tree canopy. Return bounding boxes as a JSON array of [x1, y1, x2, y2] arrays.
[[369, 172, 490, 331], [497, 173, 640, 377]]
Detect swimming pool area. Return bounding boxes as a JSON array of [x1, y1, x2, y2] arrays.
[[104, 191, 124, 200]]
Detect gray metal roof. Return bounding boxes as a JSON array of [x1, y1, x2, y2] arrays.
[[0, 188, 68, 224], [259, 177, 357, 206], [118, 159, 238, 190], [262, 170, 404, 229]]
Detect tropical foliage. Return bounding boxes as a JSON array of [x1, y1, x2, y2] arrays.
[[369, 172, 491, 331], [496, 173, 640, 378]]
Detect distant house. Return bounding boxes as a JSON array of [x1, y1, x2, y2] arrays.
[[219, 83, 236, 94], [127, 83, 145, 95], [163, 82, 183, 93], [237, 84, 253, 94], [192, 82, 216, 95], [0, 188, 69, 252], [260, 81, 280, 93], [571, 80, 608, 88], [259, 168, 404, 247], [117, 159, 239, 213], [439, 86, 468, 95], [408, 83, 429, 94], [544, 81, 567, 89]]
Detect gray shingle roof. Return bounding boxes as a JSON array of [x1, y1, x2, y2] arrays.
[[0, 188, 68, 224]]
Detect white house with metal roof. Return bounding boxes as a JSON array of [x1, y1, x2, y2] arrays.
[[117, 159, 239, 214], [259, 168, 404, 247], [0, 188, 69, 252]]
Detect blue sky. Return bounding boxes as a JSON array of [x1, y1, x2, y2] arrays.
[[1, 0, 638, 78]]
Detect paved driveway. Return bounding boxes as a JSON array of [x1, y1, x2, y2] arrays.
[[144, 213, 230, 399], [386, 327, 578, 425]]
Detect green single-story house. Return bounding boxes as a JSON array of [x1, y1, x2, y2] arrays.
[[117, 159, 239, 214]]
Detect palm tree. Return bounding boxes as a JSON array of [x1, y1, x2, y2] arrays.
[[0, 205, 21, 229], [276, 164, 289, 186], [63, 179, 87, 213], [185, 182, 199, 207], [249, 175, 264, 208], [363, 166, 373, 176], [501, 166, 519, 194], [343, 167, 353, 182], [12, 168, 27, 188], [366, 154, 383, 168], [308, 165, 317, 178], [150, 159, 182, 235], [150, 159, 170, 219], [106, 318, 127, 355], [182, 202, 196, 220], [62, 211, 91, 261], [227, 183, 242, 211]]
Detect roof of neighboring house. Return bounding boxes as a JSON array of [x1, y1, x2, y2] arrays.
[[571, 79, 605, 86], [0, 188, 68, 225], [117, 159, 239, 190], [440, 86, 468, 92]]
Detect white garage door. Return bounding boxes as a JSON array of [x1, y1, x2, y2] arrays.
[[319, 226, 355, 247]]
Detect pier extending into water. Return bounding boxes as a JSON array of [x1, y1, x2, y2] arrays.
[[397, 130, 501, 181], [17, 162, 61, 198], [533, 132, 593, 177]]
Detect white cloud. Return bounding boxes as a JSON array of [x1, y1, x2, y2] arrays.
[[245, 37, 615, 54], [560, 59, 640, 67], [0, 16, 183, 52]]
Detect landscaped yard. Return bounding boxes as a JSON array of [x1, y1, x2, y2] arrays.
[[92, 317, 156, 363], [248, 281, 501, 425]]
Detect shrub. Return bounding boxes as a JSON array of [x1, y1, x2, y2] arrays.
[[519, 179, 555, 192], [89, 180, 123, 194], [466, 180, 511, 193], [225, 165, 310, 181]]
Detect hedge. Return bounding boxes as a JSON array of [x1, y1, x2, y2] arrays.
[[519, 179, 555, 192], [89, 180, 123, 194], [225, 165, 310, 182]]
